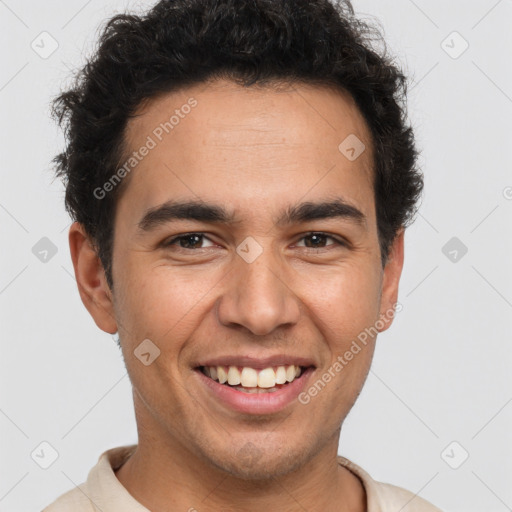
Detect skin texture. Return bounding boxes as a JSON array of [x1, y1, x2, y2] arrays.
[[69, 79, 404, 512]]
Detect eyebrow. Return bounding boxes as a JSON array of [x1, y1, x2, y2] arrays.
[[137, 198, 366, 232], [276, 199, 366, 228]]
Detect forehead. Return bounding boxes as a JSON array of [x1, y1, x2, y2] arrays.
[[119, 79, 375, 221]]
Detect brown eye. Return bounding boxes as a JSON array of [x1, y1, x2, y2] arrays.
[[165, 233, 215, 249], [296, 233, 343, 248]]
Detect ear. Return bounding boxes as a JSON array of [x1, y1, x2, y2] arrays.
[[377, 229, 405, 333], [69, 222, 118, 334]]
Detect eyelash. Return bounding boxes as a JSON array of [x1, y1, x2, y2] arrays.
[[163, 232, 347, 250]]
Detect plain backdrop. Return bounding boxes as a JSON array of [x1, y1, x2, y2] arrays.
[[1, 1, 511, 511]]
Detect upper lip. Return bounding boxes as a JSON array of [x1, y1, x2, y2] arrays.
[[195, 354, 316, 370]]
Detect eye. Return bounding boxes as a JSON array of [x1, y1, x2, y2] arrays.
[[162, 232, 346, 251], [164, 233, 216, 249], [295, 232, 345, 249]]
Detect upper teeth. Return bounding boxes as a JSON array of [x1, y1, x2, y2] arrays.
[[203, 365, 302, 388]]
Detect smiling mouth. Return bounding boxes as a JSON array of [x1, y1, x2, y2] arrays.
[[198, 365, 310, 393]]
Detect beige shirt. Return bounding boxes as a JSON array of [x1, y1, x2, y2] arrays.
[[42, 445, 443, 511]]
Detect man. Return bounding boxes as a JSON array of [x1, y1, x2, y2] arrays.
[[44, 0, 442, 510]]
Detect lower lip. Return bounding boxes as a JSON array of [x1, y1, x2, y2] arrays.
[[195, 367, 314, 415]]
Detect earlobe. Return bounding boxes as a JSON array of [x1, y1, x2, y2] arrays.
[[378, 229, 405, 333], [69, 222, 118, 334]]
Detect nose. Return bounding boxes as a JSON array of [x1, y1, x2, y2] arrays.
[[216, 249, 301, 336]]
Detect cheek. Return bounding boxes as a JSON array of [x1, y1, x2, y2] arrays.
[[297, 262, 382, 336], [112, 268, 202, 406], [299, 271, 380, 417], [113, 261, 219, 343]]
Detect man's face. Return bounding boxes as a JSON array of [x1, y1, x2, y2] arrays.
[[85, 79, 403, 478]]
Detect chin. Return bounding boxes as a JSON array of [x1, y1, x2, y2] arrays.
[[204, 440, 311, 481]]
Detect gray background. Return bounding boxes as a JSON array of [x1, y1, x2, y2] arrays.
[[1, 1, 511, 511]]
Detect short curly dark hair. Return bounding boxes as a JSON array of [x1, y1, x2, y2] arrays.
[[52, 0, 422, 289]]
